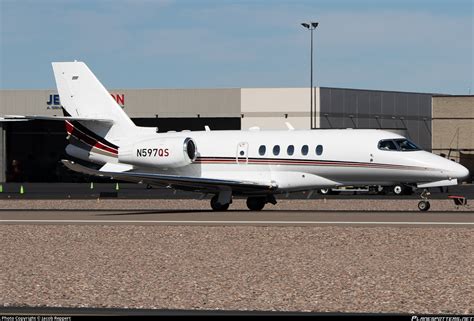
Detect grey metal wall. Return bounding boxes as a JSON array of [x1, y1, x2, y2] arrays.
[[318, 87, 433, 150], [117, 88, 241, 118]]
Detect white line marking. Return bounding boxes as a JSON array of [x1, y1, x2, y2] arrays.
[[0, 220, 473, 225]]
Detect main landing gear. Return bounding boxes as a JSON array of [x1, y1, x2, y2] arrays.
[[210, 193, 277, 211], [417, 189, 431, 212], [210, 194, 230, 211], [246, 195, 277, 211], [210, 191, 232, 211]]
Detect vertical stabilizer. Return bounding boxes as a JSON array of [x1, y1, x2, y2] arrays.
[[52, 61, 136, 144]]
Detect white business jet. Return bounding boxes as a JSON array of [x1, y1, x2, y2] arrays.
[[3, 62, 470, 211]]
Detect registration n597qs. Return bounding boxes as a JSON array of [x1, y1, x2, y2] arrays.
[[2, 62, 469, 211]]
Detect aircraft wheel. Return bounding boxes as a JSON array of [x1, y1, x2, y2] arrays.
[[393, 185, 404, 195], [418, 200, 430, 212], [319, 188, 340, 195], [246, 197, 266, 211], [210, 195, 229, 211], [319, 188, 331, 195]]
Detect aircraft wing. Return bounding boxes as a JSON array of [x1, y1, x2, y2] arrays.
[[62, 160, 276, 193]]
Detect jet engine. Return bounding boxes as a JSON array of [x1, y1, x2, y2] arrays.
[[118, 137, 197, 168]]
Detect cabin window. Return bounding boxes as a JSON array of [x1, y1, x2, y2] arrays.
[[316, 145, 323, 155], [301, 145, 309, 156], [287, 145, 294, 156], [259, 145, 266, 156], [273, 145, 280, 156]]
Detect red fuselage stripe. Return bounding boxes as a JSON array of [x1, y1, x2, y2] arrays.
[[195, 157, 426, 170], [65, 120, 118, 155]]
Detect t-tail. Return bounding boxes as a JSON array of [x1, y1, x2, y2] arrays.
[[52, 61, 138, 164]]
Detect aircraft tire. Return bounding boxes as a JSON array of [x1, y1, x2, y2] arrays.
[[246, 197, 266, 211], [210, 195, 230, 211], [393, 185, 404, 195], [319, 188, 340, 195], [319, 188, 331, 195], [418, 200, 430, 212]]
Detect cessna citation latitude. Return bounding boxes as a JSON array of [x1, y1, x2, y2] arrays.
[[3, 62, 470, 211]]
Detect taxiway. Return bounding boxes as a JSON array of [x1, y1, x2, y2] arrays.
[[1, 209, 472, 227]]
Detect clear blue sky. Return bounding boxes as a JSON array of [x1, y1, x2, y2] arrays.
[[1, 0, 472, 94]]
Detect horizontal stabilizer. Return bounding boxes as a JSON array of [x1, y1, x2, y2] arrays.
[[2, 115, 114, 124], [0, 117, 29, 122]]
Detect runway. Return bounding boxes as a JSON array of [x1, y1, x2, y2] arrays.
[[1, 209, 473, 227]]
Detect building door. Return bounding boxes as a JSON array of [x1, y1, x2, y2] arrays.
[[236, 142, 249, 164]]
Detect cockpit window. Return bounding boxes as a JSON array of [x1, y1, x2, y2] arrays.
[[378, 140, 398, 151], [394, 139, 420, 151], [378, 139, 421, 151]]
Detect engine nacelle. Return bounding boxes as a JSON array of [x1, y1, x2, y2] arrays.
[[118, 137, 197, 168]]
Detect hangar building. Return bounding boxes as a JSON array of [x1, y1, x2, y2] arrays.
[[432, 95, 474, 177], [0, 87, 452, 182]]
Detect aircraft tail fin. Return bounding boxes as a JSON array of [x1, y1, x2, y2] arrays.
[[52, 61, 136, 144]]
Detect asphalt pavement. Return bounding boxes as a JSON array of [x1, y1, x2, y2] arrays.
[[1, 182, 473, 200], [1, 209, 472, 227]]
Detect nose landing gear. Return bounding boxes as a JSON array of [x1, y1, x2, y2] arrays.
[[418, 189, 431, 212]]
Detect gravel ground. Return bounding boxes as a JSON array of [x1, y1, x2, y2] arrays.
[[1, 224, 473, 313], [0, 198, 472, 211], [1, 199, 473, 313]]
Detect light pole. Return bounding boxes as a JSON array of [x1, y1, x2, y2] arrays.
[[301, 21, 319, 129]]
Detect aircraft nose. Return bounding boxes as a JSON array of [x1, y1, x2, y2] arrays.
[[455, 163, 470, 181], [449, 161, 470, 181]]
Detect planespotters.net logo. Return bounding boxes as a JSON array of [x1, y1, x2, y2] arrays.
[[412, 316, 474, 321], [46, 93, 125, 109]]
